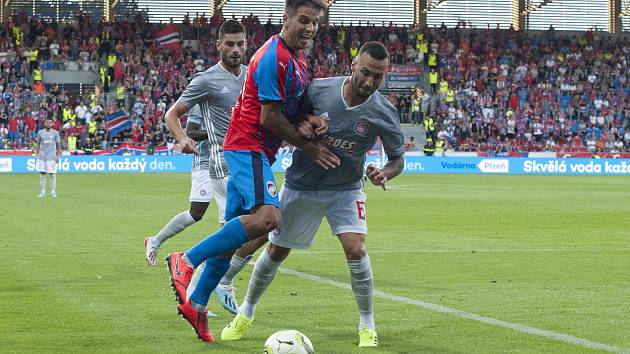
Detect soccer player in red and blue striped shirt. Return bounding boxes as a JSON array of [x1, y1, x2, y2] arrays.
[[166, 0, 339, 342]]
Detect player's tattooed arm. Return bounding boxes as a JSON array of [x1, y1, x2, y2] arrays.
[[185, 121, 208, 142], [261, 102, 339, 170]]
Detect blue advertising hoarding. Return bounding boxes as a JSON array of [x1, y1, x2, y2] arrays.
[[1, 155, 630, 175]]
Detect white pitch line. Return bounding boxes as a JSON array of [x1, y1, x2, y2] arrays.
[[276, 267, 630, 354], [291, 248, 630, 255]]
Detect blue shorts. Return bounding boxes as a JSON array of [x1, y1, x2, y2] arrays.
[[224, 150, 280, 222]]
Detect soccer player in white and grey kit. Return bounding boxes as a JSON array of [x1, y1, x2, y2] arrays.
[[221, 42, 405, 347], [36, 118, 62, 198]]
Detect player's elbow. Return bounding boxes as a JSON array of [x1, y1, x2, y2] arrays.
[[165, 101, 188, 122]]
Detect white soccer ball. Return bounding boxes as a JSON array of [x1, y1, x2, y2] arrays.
[[262, 329, 314, 354]]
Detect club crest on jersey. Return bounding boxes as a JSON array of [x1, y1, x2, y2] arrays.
[[354, 120, 369, 136], [200, 189, 207, 196], [266, 181, 277, 197]]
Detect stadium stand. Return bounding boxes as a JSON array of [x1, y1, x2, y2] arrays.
[[0, 12, 628, 154]]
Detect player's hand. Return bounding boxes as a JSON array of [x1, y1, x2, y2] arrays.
[[296, 120, 316, 140], [303, 142, 340, 170], [366, 164, 388, 190], [307, 115, 328, 136], [176, 136, 197, 155], [296, 115, 329, 140]]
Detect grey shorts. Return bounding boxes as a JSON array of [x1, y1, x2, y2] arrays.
[[269, 184, 368, 249]]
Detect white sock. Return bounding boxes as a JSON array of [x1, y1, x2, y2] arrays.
[[154, 210, 196, 244], [40, 175, 46, 194], [239, 248, 281, 319], [219, 255, 251, 286], [186, 261, 206, 300], [50, 174, 56, 193], [348, 255, 375, 331]]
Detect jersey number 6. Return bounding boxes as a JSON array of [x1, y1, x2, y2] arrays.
[[356, 201, 366, 220]]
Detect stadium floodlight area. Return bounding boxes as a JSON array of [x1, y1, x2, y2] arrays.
[[526, 0, 610, 32], [426, 0, 514, 29], [135, 0, 213, 23], [221, 0, 286, 24], [328, 0, 415, 26]]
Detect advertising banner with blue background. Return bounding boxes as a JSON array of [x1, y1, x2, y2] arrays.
[[1, 155, 630, 175]]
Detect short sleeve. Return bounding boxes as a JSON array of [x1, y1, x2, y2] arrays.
[[179, 72, 215, 109], [55, 132, 61, 145], [254, 47, 283, 102]]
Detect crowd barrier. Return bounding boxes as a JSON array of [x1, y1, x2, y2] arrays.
[[1, 155, 630, 176]]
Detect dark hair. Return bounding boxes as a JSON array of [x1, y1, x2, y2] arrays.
[[358, 41, 389, 61], [219, 19, 245, 39], [285, 0, 328, 17]]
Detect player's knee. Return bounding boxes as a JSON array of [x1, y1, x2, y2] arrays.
[[262, 215, 280, 233], [344, 245, 366, 260], [189, 209, 204, 222], [257, 208, 281, 233]]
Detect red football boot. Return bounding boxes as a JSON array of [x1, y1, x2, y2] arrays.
[[177, 300, 214, 342], [165, 252, 194, 304]]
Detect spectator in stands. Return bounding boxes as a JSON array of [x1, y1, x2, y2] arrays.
[[0, 13, 628, 155]]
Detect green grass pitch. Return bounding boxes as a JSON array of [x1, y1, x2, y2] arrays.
[[1, 173, 629, 353]]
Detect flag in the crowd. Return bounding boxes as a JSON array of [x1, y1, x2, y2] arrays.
[[105, 110, 132, 137], [156, 24, 180, 50]]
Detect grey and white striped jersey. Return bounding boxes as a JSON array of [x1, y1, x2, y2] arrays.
[[186, 105, 210, 172], [179, 63, 246, 178]]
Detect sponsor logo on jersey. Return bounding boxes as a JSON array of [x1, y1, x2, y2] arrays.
[[321, 134, 356, 154], [266, 180, 277, 197], [354, 120, 369, 135], [220, 86, 230, 94]]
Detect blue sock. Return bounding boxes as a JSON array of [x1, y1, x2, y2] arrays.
[[185, 217, 249, 267], [189, 257, 231, 307]]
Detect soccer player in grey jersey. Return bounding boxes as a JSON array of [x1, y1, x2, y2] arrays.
[[36, 118, 61, 198], [222, 42, 405, 347]]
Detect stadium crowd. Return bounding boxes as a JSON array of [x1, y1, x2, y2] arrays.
[[0, 12, 628, 154]]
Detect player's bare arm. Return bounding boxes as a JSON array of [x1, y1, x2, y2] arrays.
[[165, 100, 196, 154], [185, 121, 208, 142], [366, 155, 404, 190], [260, 102, 339, 169]]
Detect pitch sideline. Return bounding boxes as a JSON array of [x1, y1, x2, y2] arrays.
[[275, 266, 630, 354]]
